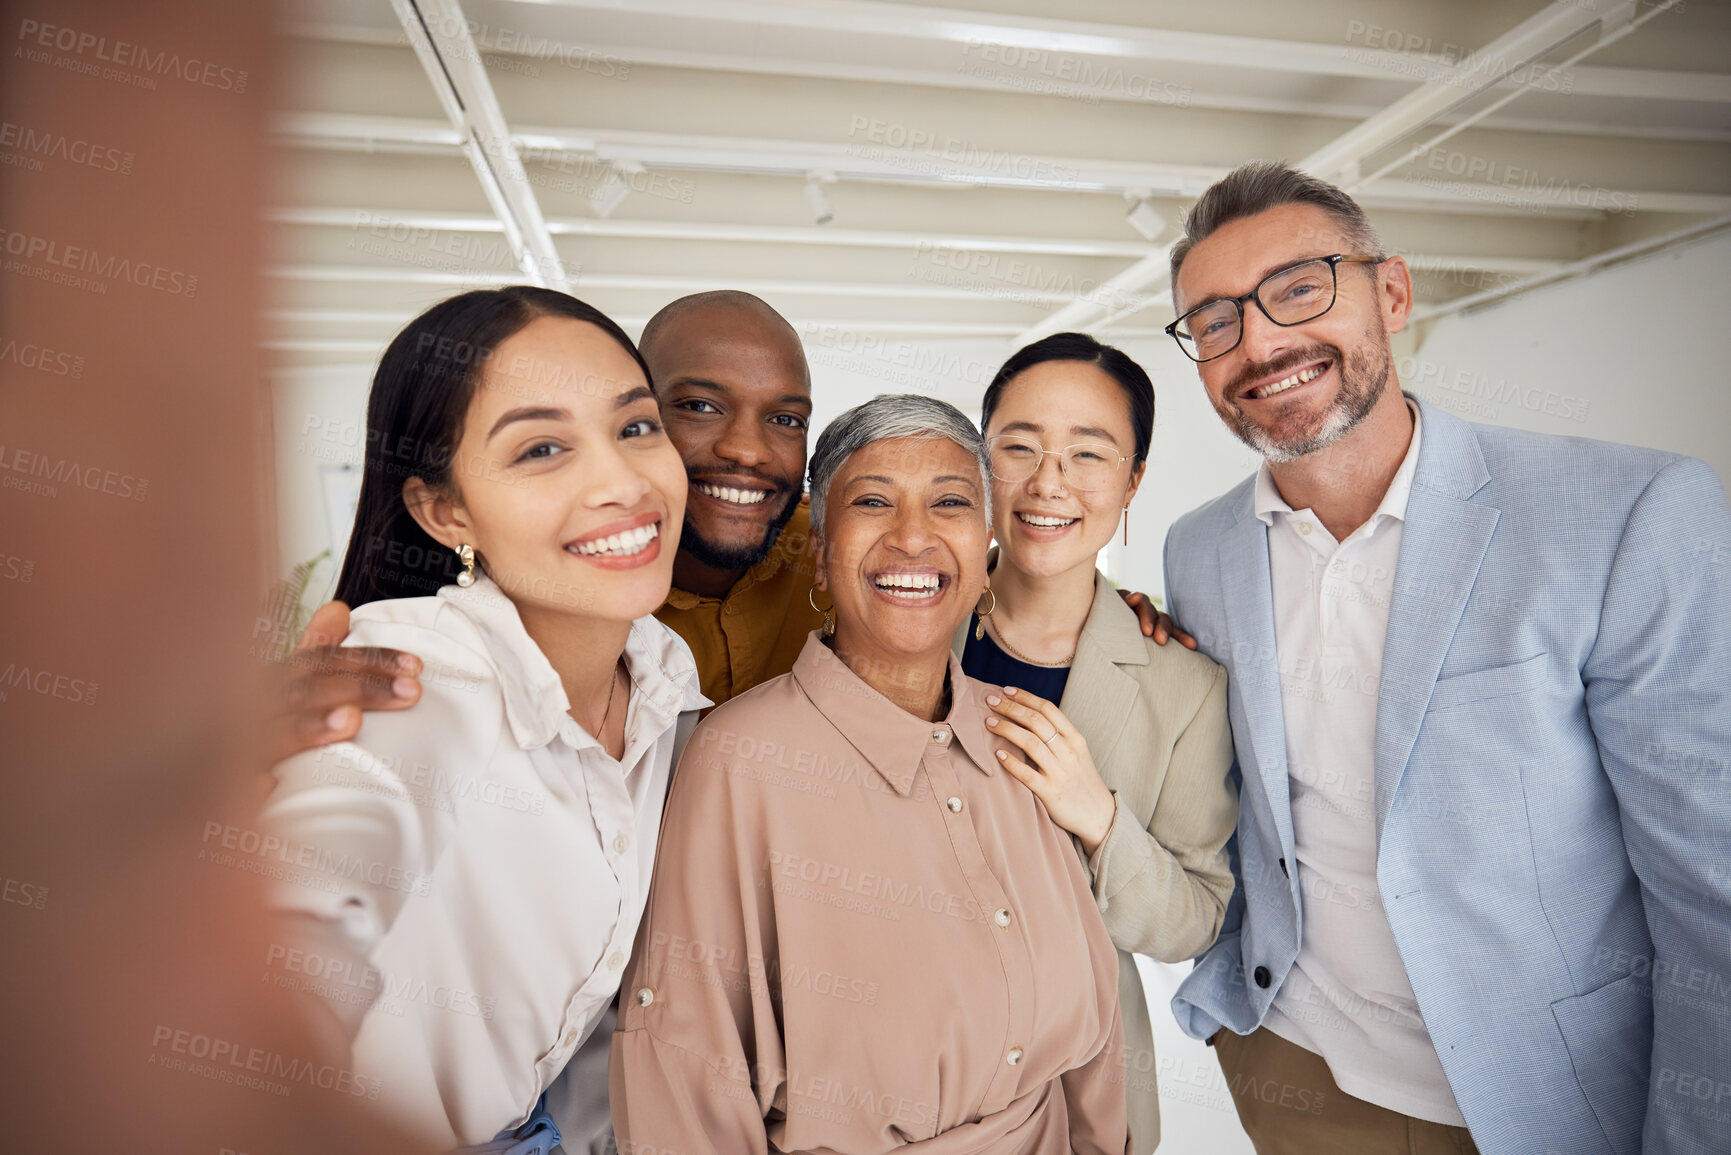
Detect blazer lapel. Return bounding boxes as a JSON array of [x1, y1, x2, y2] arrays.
[[1217, 504, 1294, 853], [1059, 573, 1146, 778], [953, 556, 1144, 776], [1373, 400, 1498, 843]]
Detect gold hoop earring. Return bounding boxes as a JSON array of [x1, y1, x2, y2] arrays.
[[807, 586, 836, 637], [973, 586, 997, 641], [456, 543, 477, 587]]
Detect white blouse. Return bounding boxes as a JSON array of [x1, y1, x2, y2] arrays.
[[261, 572, 708, 1150]]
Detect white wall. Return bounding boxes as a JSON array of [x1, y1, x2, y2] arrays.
[[1402, 228, 1731, 488], [271, 363, 373, 605]]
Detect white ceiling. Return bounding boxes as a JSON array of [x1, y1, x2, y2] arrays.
[[266, 0, 1731, 368]]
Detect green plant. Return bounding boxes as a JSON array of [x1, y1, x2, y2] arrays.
[[266, 548, 331, 661]]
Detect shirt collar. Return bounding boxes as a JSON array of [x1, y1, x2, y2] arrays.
[[435, 573, 709, 752], [789, 632, 999, 796], [661, 497, 812, 610], [1253, 400, 1424, 529]]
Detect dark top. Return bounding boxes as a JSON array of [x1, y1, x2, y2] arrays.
[[960, 614, 1071, 702]]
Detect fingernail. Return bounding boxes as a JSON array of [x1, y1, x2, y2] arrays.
[[1004, 687, 1018, 696], [396, 654, 421, 673], [996, 750, 1008, 760], [986, 694, 1000, 706], [985, 717, 998, 727], [393, 677, 417, 698], [324, 706, 354, 731]]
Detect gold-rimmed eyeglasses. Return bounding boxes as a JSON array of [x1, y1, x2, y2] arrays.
[[986, 435, 1133, 492]]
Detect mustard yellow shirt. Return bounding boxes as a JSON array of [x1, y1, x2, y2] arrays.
[[654, 498, 826, 707]]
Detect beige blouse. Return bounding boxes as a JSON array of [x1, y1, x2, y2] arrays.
[[610, 632, 1130, 1154], [954, 565, 1238, 1153]]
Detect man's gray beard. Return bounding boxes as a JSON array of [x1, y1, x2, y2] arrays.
[[1228, 340, 1392, 464]]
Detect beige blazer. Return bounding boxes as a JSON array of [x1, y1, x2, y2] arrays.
[[954, 566, 1238, 1154]]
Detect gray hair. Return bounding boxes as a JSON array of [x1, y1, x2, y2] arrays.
[[1170, 161, 1385, 302], [807, 394, 992, 538]]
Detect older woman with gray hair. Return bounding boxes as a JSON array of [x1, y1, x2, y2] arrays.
[[611, 394, 1131, 1154]]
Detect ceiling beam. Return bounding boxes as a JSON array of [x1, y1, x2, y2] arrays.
[[268, 269, 1076, 303], [274, 115, 1731, 220], [266, 206, 1167, 257], [285, 20, 1731, 143], [487, 0, 1731, 104], [1018, 0, 1649, 342], [268, 252, 1563, 288], [263, 316, 1158, 355], [1300, 3, 1624, 186], [1409, 211, 1731, 324], [389, 0, 568, 286], [267, 209, 1589, 285]]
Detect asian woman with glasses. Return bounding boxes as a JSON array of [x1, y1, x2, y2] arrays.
[[958, 332, 1241, 1154]]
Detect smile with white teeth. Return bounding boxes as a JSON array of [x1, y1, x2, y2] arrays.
[[695, 482, 770, 506], [1017, 512, 1078, 528], [1248, 363, 1327, 400], [570, 522, 659, 557], [873, 572, 943, 599]]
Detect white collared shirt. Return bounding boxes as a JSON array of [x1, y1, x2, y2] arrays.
[[262, 573, 708, 1149], [1253, 403, 1467, 1126]]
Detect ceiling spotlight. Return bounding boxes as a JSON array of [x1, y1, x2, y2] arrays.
[[589, 169, 629, 219], [805, 170, 837, 226], [1125, 192, 1166, 242], [588, 159, 644, 220]]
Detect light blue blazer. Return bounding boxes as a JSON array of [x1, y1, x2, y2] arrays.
[[1166, 395, 1731, 1155]]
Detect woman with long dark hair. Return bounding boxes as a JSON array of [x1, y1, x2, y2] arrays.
[[261, 286, 704, 1154], [957, 333, 1239, 1154]]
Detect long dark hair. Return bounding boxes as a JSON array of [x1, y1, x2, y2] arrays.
[[979, 332, 1155, 469], [334, 286, 651, 608]]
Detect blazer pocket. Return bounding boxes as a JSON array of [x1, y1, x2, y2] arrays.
[[1550, 970, 1652, 1155], [1428, 653, 1548, 712]]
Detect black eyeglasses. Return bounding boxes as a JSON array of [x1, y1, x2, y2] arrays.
[[1165, 254, 1385, 363]]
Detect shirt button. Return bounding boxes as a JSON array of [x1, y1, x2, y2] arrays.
[[1006, 1047, 1023, 1066], [931, 728, 949, 743], [561, 1028, 578, 1048], [636, 987, 655, 1007], [1254, 965, 1272, 989], [994, 908, 1011, 927], [613, 833, 631, 854], [1330, 561, 1342, 574], [946, 796, 963, 813], [1298, 523, 1312, 536], [607, 952, 626, 971]]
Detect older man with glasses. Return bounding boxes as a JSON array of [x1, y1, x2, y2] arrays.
[[1158, 161, 1731, 1155]]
